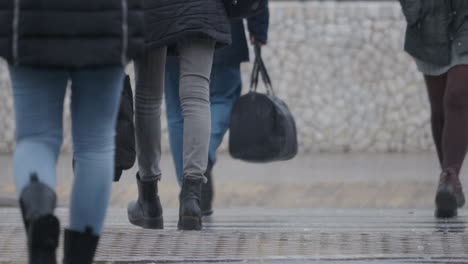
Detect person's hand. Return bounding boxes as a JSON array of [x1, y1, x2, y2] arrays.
[[250, 36, 264, 47]]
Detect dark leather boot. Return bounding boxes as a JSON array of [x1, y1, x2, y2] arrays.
[[19, 173, 60, 264], [178, 178, 203, 230], [127, 173, 163, 229], [63, 227, 99, 264], [201, 161, 214, 216], [435, 168, 466, 218]]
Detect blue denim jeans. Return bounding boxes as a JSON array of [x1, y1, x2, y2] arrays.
[[165, 58, 242, 184], [9, 66, 124, 235]]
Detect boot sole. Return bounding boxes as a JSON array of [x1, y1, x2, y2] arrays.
[[129, 216, 164, 229], [202, 209, 214, 217], [178, 216, 202, 231], [435, 190, 458, 218], [28, 214, 60, 264]]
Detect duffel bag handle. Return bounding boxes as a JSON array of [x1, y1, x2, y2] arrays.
[[250, 44, 275, 96]]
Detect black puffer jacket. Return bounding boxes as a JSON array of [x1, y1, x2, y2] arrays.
[[400, 0, 468, 66], [144, 0, 231, 53], [0, 0, 144, 68]]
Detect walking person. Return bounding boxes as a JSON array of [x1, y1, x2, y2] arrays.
[[127, 0, 231, 230], [399, 0, 468, 218], [164, 9, 270, 216], [0, 1, 143, 263]]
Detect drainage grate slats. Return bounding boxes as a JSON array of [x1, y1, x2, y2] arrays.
[[0, 208, 467, 262]]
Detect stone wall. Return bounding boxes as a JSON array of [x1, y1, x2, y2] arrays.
[[0, 1, 432, 154]]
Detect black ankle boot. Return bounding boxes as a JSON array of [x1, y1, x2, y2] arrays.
[[178, 178, 203, 230], [201, 161, 214, 216], [63, 227, 99, 264], [19, 173, 60, 264], [435, 168, 466, 218], [127, 173, 163, 229]]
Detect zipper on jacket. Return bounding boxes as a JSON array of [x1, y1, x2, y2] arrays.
[[121, 0, 129, 66], [12, 0, 20, 65]]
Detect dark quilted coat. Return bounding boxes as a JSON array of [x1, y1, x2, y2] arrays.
[[0, 0, 144, 68], [400, 0, 468, 66], [0, 1, 13, 62], [144, 0, 231, 53]]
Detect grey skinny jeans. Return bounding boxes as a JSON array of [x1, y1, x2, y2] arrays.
[[134, 38, 215, 182]]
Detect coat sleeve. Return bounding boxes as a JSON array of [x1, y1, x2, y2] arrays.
[[246, 2, 270, 44]]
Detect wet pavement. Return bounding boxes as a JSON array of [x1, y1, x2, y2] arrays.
[[133, 261, 468, 264], [1, 153, 465, 208], [1, 153, 468, 263], [137, 261, 468, 264], [1, 208, 468, 263]]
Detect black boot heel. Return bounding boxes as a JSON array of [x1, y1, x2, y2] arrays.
[[435, 169, 465, 218], [19, 173, 59, 264], [178, 178, 203, 231], [127, 173, 164, 229], [436, 189, 458, 218], [63, 227, 99, 264], [179, 216, 202, 230], [130, 216, 164, 229], [28, 214, 60, 264]]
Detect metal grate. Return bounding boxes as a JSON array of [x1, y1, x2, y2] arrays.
[[1, 208, 467, 263]]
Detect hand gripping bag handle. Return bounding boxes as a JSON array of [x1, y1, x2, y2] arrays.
[[250, 44, 275, 96]]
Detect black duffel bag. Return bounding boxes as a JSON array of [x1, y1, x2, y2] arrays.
[[229, 45, 298, 162], [114, 75, 136, 181], [223, 0, 267, 18]]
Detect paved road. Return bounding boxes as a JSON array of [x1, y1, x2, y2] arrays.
[[4, 259, 468, 264], [1, 208, 468, 263], [2, 153, 468, 263], [5, 260, 468, 264], [0, 152, 465, 208]]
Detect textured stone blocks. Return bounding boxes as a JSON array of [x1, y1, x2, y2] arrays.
[[0, 2, 432, 153]]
